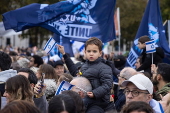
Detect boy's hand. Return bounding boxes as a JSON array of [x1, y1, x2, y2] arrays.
[[87, 92, 94, 98], [57, 45, 65, 55]]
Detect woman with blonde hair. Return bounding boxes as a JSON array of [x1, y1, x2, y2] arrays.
[[3, 75, 33, 104]]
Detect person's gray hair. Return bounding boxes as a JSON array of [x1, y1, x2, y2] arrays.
[[120, 67, 137, 80], [72, 77, 92, 92]]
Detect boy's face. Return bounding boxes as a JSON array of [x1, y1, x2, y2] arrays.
[[137, 42, 146, 49], [85, 44, 102, 61]]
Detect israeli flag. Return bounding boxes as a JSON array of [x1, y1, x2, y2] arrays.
[[43, 37, 57, 54], [145, 40, 156, 53], [55, 81, 74, 95]]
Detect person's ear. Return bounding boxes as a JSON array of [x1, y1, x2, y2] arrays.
[[99, 51, 102, 57], [78, 91, 84, 98], [157, 74, 162, 81], [30, 83, 35, 89], [84, 49, 86, 54], [146, 94, 152, 103]]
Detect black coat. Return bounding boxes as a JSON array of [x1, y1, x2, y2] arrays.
[[137, 47, 164, 72]]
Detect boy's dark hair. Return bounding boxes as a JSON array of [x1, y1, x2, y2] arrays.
[[157, 63, 170, 83], [138, 35, 151, 44], [32, 55, 43, 67], [122, 101, 154, 113], [0, 51, 12, 71], [18, 68, 38, 85], [85, 37, 103, 51]]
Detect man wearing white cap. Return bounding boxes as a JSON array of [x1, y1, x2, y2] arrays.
[[122, 74, 164, 113]]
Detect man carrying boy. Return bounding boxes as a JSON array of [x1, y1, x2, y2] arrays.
[[58, 37, 115, 113], [136, 35, 164, 73]]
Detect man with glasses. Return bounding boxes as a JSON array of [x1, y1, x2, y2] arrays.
[[122, 74, 164, 113], [115, 67, 137, 112]]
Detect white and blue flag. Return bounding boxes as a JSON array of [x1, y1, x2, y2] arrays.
[[55, 81, 74, 95], [145, 40, 156, 54], [43, 37, 57, 54]]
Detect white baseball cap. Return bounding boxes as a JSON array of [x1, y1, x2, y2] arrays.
[[121, 74, 153, 94]]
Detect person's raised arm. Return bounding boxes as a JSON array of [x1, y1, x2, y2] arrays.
[[57, 45, 78, 77]]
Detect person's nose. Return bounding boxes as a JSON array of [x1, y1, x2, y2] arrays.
[[89, 52, 93, 55], [3, 92, 7, 97], [126, 92, 133, 99]]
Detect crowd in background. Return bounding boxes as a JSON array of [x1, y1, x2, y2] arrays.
[[0, 36, 170, 113]]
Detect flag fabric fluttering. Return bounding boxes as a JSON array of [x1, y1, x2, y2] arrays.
[[52, 33, 74, 57], [43, 37, 57, 54], [126, 0, 170, 68], [145, 40, 156, 54], [3, 0, 117, 43], [71, 40, 85, 55], [55, 81, 74, 95]]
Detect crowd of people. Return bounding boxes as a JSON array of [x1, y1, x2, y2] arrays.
[[0, 36, 170, 113]]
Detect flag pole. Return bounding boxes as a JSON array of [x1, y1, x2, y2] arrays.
[[152, 53, 153, 64], [60, 36, 63, 58], [117, 7, 121, 55], [168, 20, 170, 48]]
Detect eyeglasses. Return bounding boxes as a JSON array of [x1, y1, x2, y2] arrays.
[[124, 89, 149, 97]]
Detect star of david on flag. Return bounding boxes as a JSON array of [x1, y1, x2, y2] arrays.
[[55, 81, 74, 95], [145, 40, 156, 54], [43, 37, 57, 54]]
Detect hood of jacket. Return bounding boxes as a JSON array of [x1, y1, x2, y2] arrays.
[[0, 69, 17, 82]]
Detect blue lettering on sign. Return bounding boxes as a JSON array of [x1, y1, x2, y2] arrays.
[[127, 48, 139, 68]]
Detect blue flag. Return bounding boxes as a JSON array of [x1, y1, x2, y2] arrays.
[[126, 0, 170, 67], [3, 0, 116, 43], [52, 33, 74, 57]]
